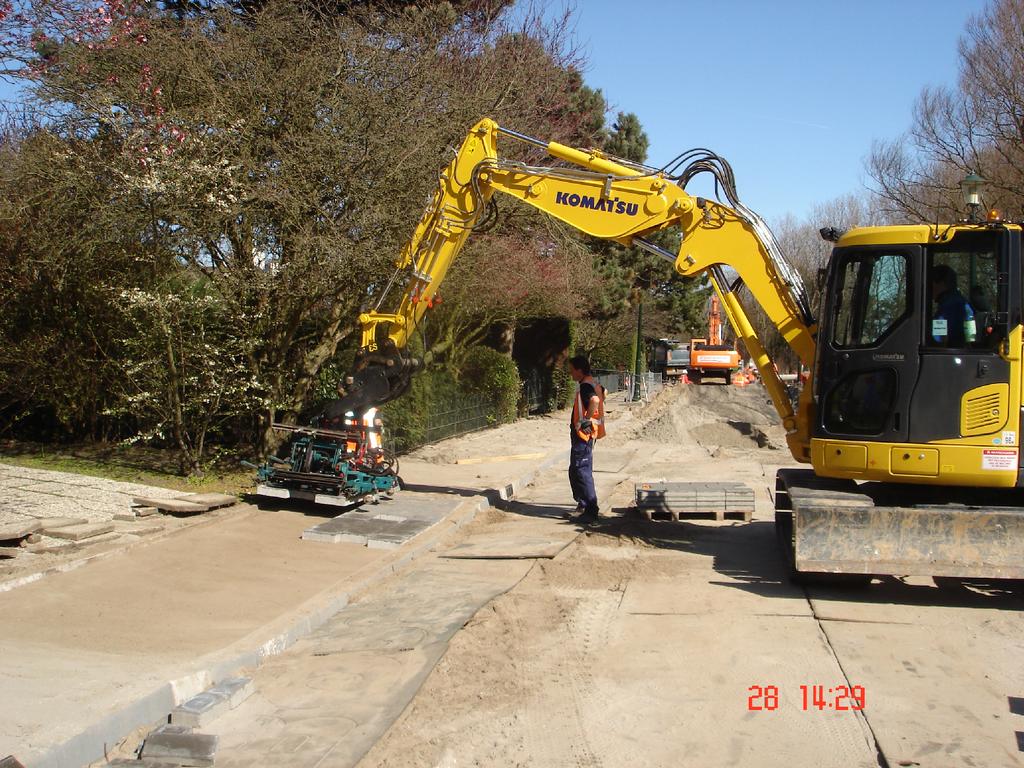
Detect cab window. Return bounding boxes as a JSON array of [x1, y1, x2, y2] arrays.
[[831, 251, 909, 348], [926, 232, 999, 349]]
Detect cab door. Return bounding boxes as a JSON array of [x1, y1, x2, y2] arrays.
[[816, 245, 919, 442], [907, 229, 1013, 445]]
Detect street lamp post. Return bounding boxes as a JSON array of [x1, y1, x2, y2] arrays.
[[960, 171, 985, 223], [632, 300, 644, 401]]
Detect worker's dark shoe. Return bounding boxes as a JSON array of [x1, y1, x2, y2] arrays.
[[577, 511, 599, 526], [564, 503, 585, 519]]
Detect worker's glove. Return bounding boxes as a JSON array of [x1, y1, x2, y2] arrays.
[[579, 419, 593, 434]]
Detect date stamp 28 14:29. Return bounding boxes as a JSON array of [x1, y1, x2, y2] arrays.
[[747, 685, 866, 711]]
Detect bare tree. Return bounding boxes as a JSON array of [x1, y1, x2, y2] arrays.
[[732, 194, 883, 373], [869, 0, 1024, 221]]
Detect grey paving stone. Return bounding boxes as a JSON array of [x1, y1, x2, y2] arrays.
[[171, 690, 229, 729], [38, 517, 88, 531], [26, 531, 122, 553], [43, 522, 115, 541], [0, 519, 41, 542], [132, 497, 208, 514], [177, 493, 237, 509], [302, 515, 433, 547], [209, 676, 254, 709], [141, 724, 217, 767], [115, 507, 163, 522]]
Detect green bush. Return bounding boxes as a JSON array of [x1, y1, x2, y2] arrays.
[[459, 346, 521, 423], [381, 366, 459, 453]]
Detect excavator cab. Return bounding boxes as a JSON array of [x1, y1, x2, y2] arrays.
[[813, 224, 1021, 488], [772, 224, 1024, 580]]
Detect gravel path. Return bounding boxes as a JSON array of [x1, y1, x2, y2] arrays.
[[0, 463, 182, 529], [0, 462, 190, 567]]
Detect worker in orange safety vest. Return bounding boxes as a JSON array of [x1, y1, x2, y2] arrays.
[[567, 355, 605, 525]]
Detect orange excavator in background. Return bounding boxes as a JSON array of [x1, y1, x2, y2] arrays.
[[688, 295, 741, 384]]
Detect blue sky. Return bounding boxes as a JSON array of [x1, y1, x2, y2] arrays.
[[566, 0, 988, 223]]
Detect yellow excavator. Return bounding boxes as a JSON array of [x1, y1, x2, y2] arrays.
[[280, 117, 1024, 581]]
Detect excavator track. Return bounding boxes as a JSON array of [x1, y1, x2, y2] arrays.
[[774, 468, 1024, 580]]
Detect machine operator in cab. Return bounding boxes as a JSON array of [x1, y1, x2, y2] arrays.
[[567, 356, 605, 525], [930, 264, 977, 347]]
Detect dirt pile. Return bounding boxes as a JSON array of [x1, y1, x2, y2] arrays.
[[627, 383, 786, 454]]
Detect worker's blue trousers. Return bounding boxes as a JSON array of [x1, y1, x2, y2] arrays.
[[568, 433, 598, 515]]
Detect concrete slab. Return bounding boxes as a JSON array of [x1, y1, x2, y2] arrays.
[[177, 493, 237, 509], [38, 517, 88, 532], [208, 559, 534, 767], [303, 515, 434, 546], [116, 524, 165, 537], [27, 531, 122, 554], [141, 724, 218, 767], [807, 590, 1024, 767], [1, 507, 387, 767], [118, 506, 160, 520], [209, 677, 254, 709], [171, 675, 256, 728], [302, 493, 457, 546], [0, 519, 41, 542], [440, 535, 571, 559], [132, 497, 209, 514], [43, 522, 115, 541], [171, 690, 230, 728]]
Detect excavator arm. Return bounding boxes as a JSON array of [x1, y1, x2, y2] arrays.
[[333, 118, 817, 461]]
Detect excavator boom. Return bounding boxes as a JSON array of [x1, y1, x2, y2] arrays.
[[337, 118, 817, 460]]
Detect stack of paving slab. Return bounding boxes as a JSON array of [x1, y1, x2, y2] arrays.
[[128, 492, 238, 517], [634, 480, 754, 522], [0, 516, 118, 555]]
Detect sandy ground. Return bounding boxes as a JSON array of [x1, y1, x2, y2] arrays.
[[14, 381, 1021, 767], [354, 383, 1023, 768]]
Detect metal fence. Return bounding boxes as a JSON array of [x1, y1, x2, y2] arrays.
[[422, 396, 492, 445], [597, 370, 662, 401], [520, 369, 549, 414], [388, 393, 495, 455], [390, 369, 661, 454]]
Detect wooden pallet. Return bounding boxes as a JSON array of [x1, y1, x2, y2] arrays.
[[634, 481, 754, 522]]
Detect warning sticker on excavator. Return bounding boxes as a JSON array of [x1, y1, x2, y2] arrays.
[[982, 449, 1016, 470]]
